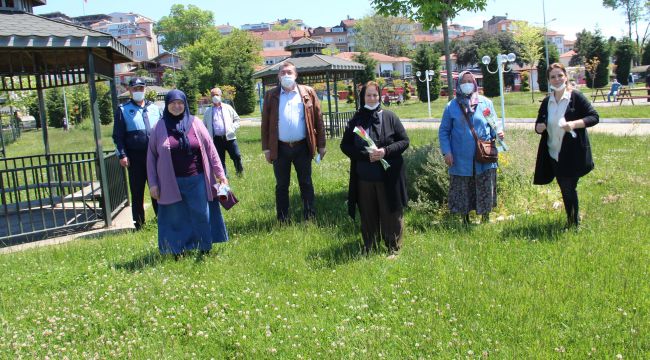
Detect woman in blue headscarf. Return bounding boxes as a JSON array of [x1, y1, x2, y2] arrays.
[[147, 89, 229, 257], [439, 71, 505, 225]]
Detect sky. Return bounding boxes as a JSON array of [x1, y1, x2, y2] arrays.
[[35, 0, 634, 41]]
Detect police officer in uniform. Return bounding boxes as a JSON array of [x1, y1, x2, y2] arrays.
[[112, 78, 161, 230]]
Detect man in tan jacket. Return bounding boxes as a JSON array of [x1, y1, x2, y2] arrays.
[[203, 87, 243, 176], [261, 61, 326, 222]]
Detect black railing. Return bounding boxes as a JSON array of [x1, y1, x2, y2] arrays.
[[323, 111, 355, 138], [0, 151, 128, 246]]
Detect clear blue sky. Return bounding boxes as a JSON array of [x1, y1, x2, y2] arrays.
[[36, 0, 633, 41]]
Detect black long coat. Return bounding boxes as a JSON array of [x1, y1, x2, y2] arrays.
[[534, 90, 599, 185], [340, 108, 410, 219]]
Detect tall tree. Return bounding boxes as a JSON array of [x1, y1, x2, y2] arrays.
[[155, 4, 215, 51], [513, 21, 543, 102], [352, 51, 378, 85], [45, 88, 65, 128], [219, 30, 261, 114], [411, 45, 441, 102], [643, 38, 650, 64], [615, 37, 635, 84], [536, 42, 560, 92], [582, 30, 611, 88], [371, 0, 488, 100], [354, 14, 414, 56], [602, 0, 648, 58]]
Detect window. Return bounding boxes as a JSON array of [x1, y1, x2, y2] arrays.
[[135, 50, 144, 58], [264, 41, 274, 48], [405, 64, 412, 75], [338, 37, 345, 43], [4, 0, 15, 7]]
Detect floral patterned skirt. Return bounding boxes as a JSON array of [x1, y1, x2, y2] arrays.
[[448, 168, 497, 215]]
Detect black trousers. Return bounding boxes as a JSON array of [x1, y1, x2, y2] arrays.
[[213, 135, 243, 176], [551, 159, 580, 226], [272, 142, 315, 221], [126, 150, 158, 229]]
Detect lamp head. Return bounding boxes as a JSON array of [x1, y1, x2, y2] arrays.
[[481, 55, 491, 65], [507, 53, 516, 63], [416, 71, 421, 77]]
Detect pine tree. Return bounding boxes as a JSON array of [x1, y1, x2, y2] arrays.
[[412, 45, 440, 102], [615, 38, 635, 85], [45, 87, 65, 128], [536, 42, 560, 92], [352, 51, 377, 85]]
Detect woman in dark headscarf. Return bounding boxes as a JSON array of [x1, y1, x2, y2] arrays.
[[147, 89, 229, 257], [439, 71, 505, 225], [340, 81, 409, 257]]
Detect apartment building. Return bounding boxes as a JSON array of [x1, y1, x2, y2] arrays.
[[90, 12, 159, 61]]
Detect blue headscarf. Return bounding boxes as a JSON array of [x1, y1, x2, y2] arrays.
[[163, 89, 193, 154], [455, 70, 480, 115]]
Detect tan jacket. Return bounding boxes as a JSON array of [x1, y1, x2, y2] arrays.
[[202, 103, 241, 140], [261, 84, 326, 161]]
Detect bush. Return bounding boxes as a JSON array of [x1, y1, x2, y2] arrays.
[[403, 142, 449, 214], [520, 71, 530, 92]]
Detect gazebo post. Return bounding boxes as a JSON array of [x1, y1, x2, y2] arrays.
[[333, 73, 339, 113], [325, 72, 333, 135], [35, 76, 50, 155], [87, 50, 113, 226], [353, 79, 359, 110]]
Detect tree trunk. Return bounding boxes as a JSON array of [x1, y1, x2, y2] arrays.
[[442, 15, 454, 101]]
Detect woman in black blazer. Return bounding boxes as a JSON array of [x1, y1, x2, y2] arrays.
[[340, 81, 409, 256], [534, 63, 599, 228]]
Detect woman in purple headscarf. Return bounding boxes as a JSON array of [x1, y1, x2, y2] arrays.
[[147, 89, 229, 257], [438, 71, 505, 225]]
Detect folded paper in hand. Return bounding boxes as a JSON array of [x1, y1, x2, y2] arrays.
[[217, 185, 238, 210]]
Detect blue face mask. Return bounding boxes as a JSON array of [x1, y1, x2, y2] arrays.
[[460, 83, 475, 95]]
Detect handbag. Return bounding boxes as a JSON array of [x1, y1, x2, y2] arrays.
[[458, 100, 498, 164], [217, 184, 239, 210]]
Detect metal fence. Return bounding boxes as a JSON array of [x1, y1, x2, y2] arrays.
[[0, 115, 21, 158], [0, 151, 128, 246], [323, 111, 355, 138]]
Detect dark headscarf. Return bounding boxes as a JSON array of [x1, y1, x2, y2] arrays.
[[455, 70, 480, 115], [163, 89, 193, 154], [356, 84, 382, 130]]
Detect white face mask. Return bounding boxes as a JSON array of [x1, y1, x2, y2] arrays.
[[280, 75, 296, 89], [212, 96, 222, 104], [550, 83, 566, 92], [460, 83, 475, 95], [364, 103, 380, 110], [132, 91, 145, 102]]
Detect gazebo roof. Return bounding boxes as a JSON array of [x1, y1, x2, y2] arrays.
[[0, 10, 133, 90], [253, 54, 365, 79]]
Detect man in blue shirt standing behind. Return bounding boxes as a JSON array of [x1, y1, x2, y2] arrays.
[[112, 78, 161, 230]]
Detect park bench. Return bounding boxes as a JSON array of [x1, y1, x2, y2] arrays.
[[617, 87, 650, 105], [590, 88, 609, 102]]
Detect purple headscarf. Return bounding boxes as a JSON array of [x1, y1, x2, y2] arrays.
[[163, 89, 193, 154], [455, 70, 480, 114]]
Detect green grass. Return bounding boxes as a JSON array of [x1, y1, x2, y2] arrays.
[[245, 88, 650, 120], [1, 127, 649, 358]]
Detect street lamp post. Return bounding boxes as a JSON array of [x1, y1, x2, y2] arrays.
[[542, 0, 557, 93], [415, 70, 434, 118], [481, 53, 516, 130]]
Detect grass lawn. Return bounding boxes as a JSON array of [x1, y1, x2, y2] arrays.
[[1, 126, 649, 358]]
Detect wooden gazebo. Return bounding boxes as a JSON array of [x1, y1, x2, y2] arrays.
[[0, 2, 132, 246], [253, 37, 365, 137]]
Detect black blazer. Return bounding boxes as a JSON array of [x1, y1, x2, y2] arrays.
[[534, 90, 599, 185], [340, 109, 409, 219]]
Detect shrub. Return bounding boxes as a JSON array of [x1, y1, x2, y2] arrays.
[[403, 142, 449, 214]]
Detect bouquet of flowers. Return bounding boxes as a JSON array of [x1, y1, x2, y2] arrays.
[[482, 107, 509, 152], [353, 126, 390, 170]]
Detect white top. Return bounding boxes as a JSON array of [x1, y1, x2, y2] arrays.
[[278, 86, 306, 142], [546, 89, 572, 161]]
